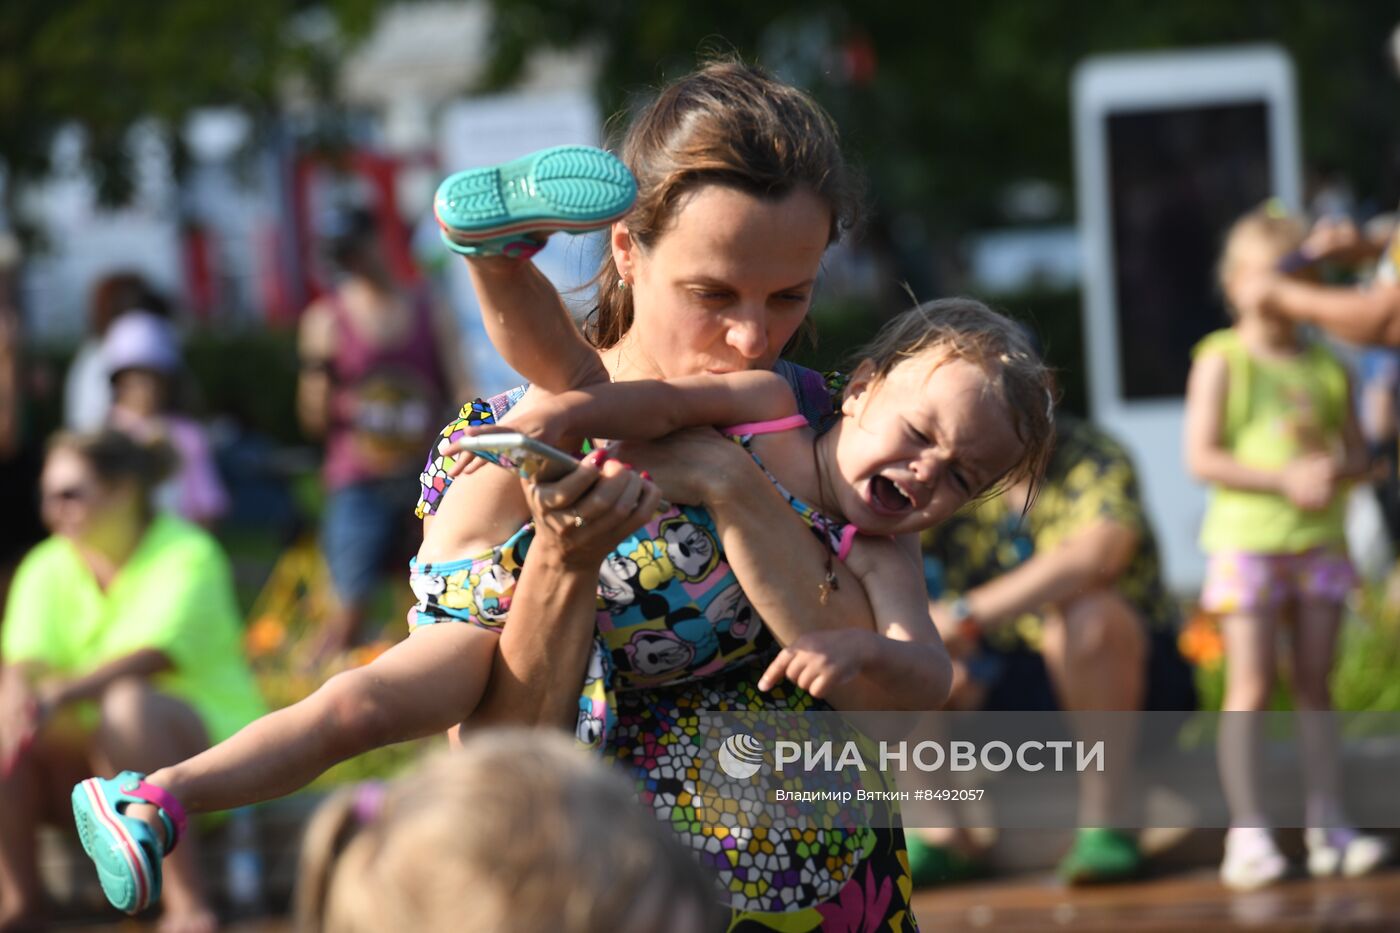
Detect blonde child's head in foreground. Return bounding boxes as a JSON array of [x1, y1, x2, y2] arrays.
[[1219, 203, 1306, 323], [296, 730, 722, 933], [827, 297, 1055, 536]]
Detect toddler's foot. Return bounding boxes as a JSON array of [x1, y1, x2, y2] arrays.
[[434, 145, 636, 258], [71, 772, 186, 914], [1305, 827, 1392, 878], [1220, 827, 1287, 891]]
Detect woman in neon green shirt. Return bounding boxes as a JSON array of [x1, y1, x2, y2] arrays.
[[0, 430, 264, 933]]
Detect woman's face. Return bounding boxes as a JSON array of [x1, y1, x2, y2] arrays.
[[40, 448, 103, 539], [38, 448, 137, 540], [610, 185, 831, 379]]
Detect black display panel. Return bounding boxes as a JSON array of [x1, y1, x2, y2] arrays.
[[1107, 103, 1272, 400]]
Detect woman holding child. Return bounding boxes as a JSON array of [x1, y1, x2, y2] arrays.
[[422, 61, 1051, 928], [68, 60, 1052, 931]]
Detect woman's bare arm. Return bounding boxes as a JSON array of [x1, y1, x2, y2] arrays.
[[465, 456, 663, 731], [1266, 276, 1400, 347], [296, 300, 336, 438], [465, 543, 605, 731], [39, 648, 172, 710]]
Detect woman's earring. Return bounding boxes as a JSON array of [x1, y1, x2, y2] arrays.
[[618, 279, 628, 291]]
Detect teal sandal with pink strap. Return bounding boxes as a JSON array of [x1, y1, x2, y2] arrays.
[[433, 145, 636, 258], [71, 771, 187, 914]]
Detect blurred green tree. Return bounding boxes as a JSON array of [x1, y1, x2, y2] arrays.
[[480, 0, 1400, 411], [0, 0, 383, 211], [482, 0, 1400, 287]]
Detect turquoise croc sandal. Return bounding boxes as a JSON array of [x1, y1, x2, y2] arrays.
[[434, 145, 636, 257], [72, 771, 187, 915]]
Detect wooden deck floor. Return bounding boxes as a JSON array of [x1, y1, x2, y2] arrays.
[[55, 868, 1400, 931], [910, 867, 1400, 931]]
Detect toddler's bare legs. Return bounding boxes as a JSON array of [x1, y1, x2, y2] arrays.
[[125, 624, 496, 841]]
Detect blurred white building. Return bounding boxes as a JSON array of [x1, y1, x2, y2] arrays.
[[16, 0, 600, 397]]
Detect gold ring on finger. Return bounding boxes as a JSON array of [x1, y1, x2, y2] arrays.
[[572, 510, 586, 529]]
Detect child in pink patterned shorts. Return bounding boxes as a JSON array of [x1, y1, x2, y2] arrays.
[[1185, 203, 1390, 890]]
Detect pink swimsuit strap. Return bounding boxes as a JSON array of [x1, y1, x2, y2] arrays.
[[720, 413, 860, 563], [836, 524, 859, 561], [721, 413, 810, 437]]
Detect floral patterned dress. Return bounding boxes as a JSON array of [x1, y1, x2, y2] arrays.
[[413, 364, 918, 931]]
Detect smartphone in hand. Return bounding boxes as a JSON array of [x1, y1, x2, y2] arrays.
[[453, 433, 580, 483]]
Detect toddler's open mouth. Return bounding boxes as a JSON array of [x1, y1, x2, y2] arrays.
[[867, 475, 912, 514]]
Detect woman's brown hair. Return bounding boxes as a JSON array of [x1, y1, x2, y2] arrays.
[[587, 58, 862, 349], [47, 429, 177, 501]]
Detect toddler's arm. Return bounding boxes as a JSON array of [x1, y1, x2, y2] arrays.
[[759, 535, 953, 711], [467, 259, 610, 393], [455, 370, 799, 455]]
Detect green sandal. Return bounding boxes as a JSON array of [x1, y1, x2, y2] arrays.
[[905, 832, 988, 887], [71, 771, 187, 914], [1058, 827, 1141, 885], [433, 145, 636, 257]]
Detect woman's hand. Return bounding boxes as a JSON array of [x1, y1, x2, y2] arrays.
[[467, 450, 662, 732], [1300, 216, 1365, 265], [524, 449, 664, 569]]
